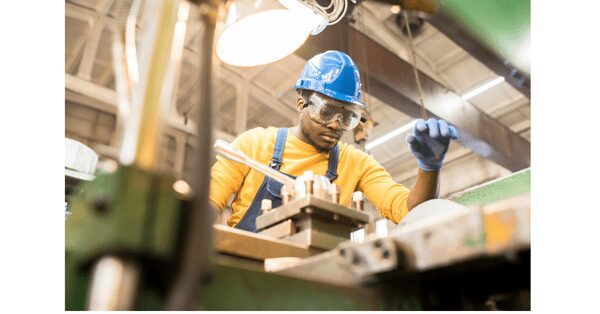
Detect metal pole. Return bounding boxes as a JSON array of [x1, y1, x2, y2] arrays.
[[166, 0, 222, 309], [87, 256, 141, 310]]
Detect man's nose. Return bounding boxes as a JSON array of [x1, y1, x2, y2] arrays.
[[326, 115, 343, 131]]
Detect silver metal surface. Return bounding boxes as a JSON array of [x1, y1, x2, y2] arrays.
[[338, 237, 399, 277], [303, 170, 314, 195], [213, 224, 316, 260], [329, 183, 340, 204], [261, 199, 272, 213], [259, 219, 295, 238], [271, 199, 531, 285], [273, 250, 364, 287], [87, 256, 141, 310], [255, 195, 370, 230], [352, 191, 364, 211], [214, 139, 296, 190], [313, 175, 330, 199], [281, 185, 291, 204]]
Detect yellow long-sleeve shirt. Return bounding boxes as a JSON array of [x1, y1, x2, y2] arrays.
[[209, 127, 411, 227]]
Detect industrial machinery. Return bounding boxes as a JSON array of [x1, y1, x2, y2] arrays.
[[67, 140, 531, 310], [65, 0, 530, 310]]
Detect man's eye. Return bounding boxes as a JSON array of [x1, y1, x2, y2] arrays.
[[320, 108, 334, 115]]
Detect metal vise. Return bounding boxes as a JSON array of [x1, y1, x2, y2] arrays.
[[255, 171, 370, 250]]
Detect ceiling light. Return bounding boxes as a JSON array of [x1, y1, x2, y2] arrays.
[[461, 76, 505, 101], [365, 120, 416, 150], [216, 0, 328, 67]]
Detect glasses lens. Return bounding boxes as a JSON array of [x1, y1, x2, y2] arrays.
[[307, 95, 361, 130]]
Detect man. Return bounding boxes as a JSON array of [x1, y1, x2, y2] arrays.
[[210, 50, 458, 232]]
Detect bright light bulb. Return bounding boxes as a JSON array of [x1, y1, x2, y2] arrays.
[[217, 9, 320, 67]]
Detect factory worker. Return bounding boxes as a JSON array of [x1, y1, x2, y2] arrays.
[[209, 50, 458, 232]]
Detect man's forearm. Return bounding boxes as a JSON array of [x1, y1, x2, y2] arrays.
[[407, 169, 440, 210]]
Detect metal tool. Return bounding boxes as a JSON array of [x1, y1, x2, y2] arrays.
[[255, 194, 370, 250], [352, 191, 364, 211], [214, 139, 296, 192], [303, 170, 314, 195], [261, 199, 272, 213]]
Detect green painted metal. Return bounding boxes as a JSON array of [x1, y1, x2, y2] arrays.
[[449, 168, 530, 206], [65, 166, 183, 309], [438, 0, 530, 73], [67, 255, 420, 310], [199, 264, 387, 310]]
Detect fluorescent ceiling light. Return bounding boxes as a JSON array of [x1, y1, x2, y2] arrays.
[[365, 120, 416, 150], [461, 76, 505, 101]]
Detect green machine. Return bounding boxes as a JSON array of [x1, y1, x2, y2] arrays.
[[65, 0, 530, 310]]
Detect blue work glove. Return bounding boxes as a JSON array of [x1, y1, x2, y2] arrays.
[[406, 118, 458, 171]]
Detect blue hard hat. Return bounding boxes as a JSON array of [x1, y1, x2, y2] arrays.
[[295, 50, 364, 107]]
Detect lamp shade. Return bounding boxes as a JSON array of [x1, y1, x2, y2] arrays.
[[216, 0, 326, 67]]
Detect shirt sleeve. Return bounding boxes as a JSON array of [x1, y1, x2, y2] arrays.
[[209, 128, 260, 211], [356, 150, 411, 223]]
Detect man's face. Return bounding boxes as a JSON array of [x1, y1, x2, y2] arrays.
[[297, 92, 353, 152]]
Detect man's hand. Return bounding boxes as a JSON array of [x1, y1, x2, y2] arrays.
[[406, 118, 458, 172]]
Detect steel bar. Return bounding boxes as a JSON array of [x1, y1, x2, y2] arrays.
[[87, 256, 141, 310], [296, 23, 530, 171], [165, 0, 221, 309], [214, 139, 296, 189]]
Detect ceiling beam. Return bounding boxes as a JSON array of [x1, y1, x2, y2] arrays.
[[66, 73, 117, 107], [296, 22, 530, 171], [220, 66, 297, 121], [426, 12, 530, 98]]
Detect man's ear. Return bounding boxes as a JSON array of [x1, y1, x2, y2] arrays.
[[296, 97, 307, 112]]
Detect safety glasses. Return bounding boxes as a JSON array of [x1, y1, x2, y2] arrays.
[[304, 93, 365, 131]]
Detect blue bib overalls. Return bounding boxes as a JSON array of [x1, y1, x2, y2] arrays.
[[234, 128, 340, 232]]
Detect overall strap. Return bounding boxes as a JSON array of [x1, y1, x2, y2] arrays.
[[325, 144, 339, 182], [270, 128, 288, 170]]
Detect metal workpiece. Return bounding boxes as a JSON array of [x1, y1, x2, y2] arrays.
[[261, 199, 272, 213], [271, 199, 530, 285], [255, 194, 370, 230], [284, 218, 354, 250], [214, 139, 297, 191], [374, 219, 389, 238], [255, 195, 370, 250], [337, 237, 400, 278], [352, 191, 364, 211], [303, 170, 314, 195], [259, 219, 296, 239], [350, 228, 365, 244], [273, 250, 366, 287], [88, 256, 141, 310], [213, 224, 315, 260], [294, 178, 307, 199], [280, 185, 291, 204], [328, 183, 340, 204], [313, 175, 331, 199]]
